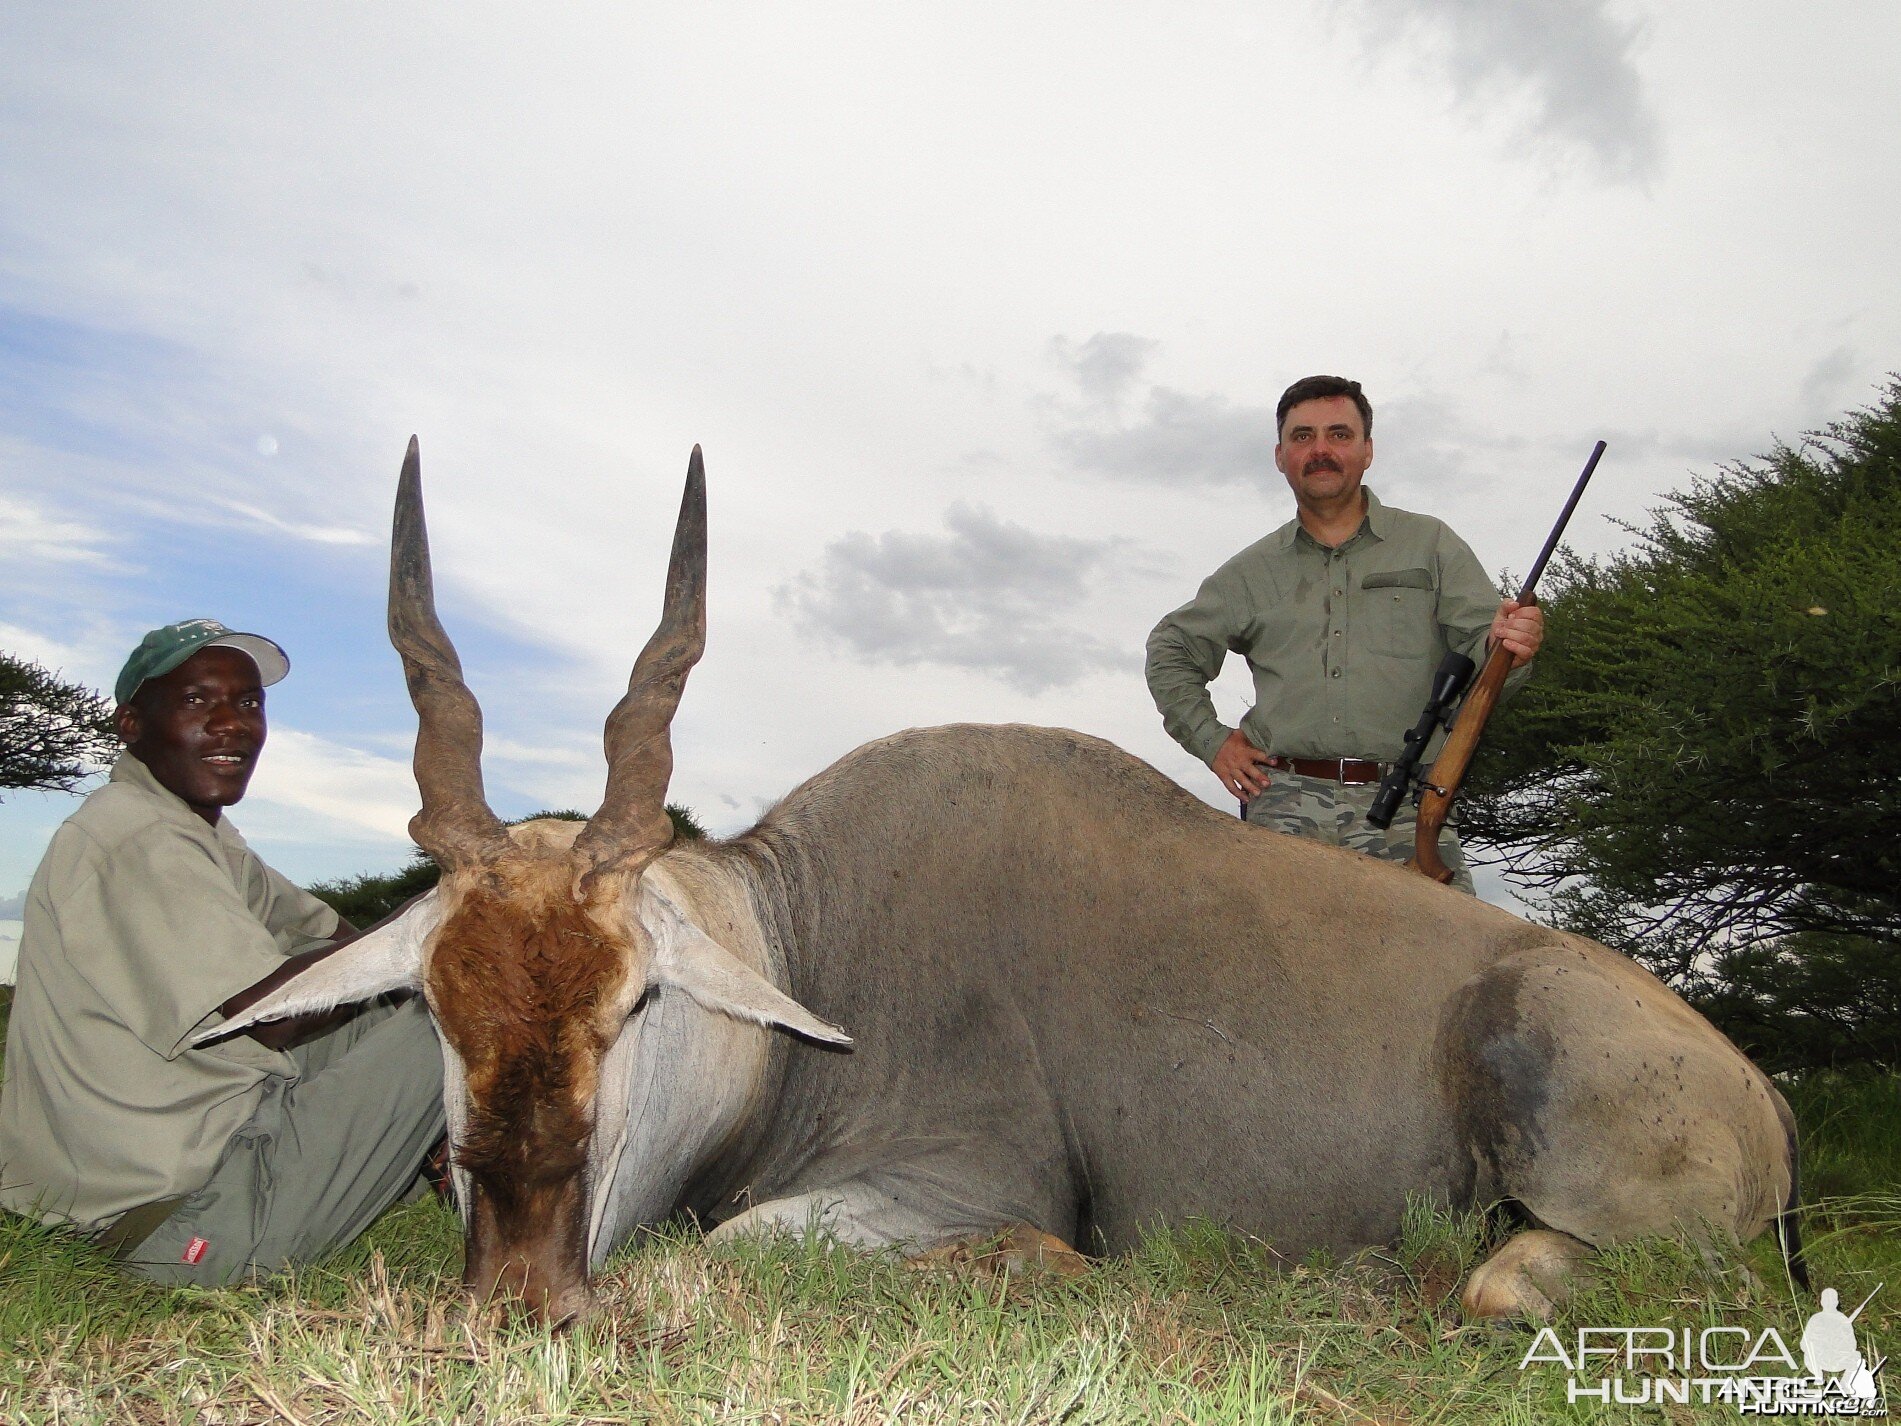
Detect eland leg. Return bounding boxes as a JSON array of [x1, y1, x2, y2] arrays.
[[906, 1223, 1090, 1277], [707, 1157, 1085, 1276], [1442, 942, 1795, 1319], [710, 1189, 1087, 1277], [707, 1180, 976, 1251]]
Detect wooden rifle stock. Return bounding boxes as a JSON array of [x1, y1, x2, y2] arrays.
[[1409, 631, 1520, 883], [1407, 440, 1607, 883]]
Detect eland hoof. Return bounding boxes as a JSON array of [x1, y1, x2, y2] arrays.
[[1461, 1229, 1595, 1323], [907, 1224, 1091, 1279]]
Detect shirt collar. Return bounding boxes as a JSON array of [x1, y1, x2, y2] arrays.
[[1279, 486, 1388, 551], [1362, 487, 1393, 539]]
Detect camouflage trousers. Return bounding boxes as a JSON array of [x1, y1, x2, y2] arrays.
[[1243, 769, 1475, 895]]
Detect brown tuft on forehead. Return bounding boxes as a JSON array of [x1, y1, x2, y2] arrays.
[[427, 868, 633, 1187]]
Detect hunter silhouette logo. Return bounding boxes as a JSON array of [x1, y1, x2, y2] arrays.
[[1801, 1286, 1886, 1407]]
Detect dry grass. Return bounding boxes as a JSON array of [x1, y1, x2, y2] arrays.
[[2, 985, 1895, 1425], [3, 1189, 1893, 1425]]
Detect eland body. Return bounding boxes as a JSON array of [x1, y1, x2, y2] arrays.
[[218, 443, 1798, 1323]]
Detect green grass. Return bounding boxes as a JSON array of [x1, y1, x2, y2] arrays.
[[1785, 1071, 1901, 1201], [6, 1194, 1892, 1424], [1778, 1071, 1901, 1298], [2, 981, 1896, 1423]]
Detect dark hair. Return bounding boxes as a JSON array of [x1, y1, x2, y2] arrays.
[[1276, 375, 1372, 439]]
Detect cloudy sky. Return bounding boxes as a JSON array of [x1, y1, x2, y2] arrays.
[[2, 2, 1896, 906]]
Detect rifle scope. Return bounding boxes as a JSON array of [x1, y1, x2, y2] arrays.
[[1366, 650, 1475, 829]]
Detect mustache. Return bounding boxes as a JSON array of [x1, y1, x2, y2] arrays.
[[1301, 456, 1343, 475]]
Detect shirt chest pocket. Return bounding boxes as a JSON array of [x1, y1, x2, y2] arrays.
[[1360, 567, 1436, 659]]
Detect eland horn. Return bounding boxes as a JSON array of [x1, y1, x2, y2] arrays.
[[572, 445, 708, 890], [389, 436, 510, 870]]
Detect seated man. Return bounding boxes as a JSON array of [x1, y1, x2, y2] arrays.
[[0, 619, 445, 1283]]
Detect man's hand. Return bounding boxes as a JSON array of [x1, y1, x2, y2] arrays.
[[1213, 729, 1273, 799], [1490, 599, 1544, 668]]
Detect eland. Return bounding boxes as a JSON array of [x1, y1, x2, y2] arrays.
[[213, 440, 1801, 1324]]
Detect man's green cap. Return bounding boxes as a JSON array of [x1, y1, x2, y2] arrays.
[[115, 619, 290, 705]]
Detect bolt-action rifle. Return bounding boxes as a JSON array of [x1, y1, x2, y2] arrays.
[[1367, 440, 1607, 883]]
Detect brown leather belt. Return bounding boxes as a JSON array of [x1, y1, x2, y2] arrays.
[[1268, 755, 1386, 785]]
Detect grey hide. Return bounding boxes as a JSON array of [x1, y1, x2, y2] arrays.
[[585, 722, 1793, 1265]]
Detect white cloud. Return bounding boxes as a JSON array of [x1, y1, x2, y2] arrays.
[[1047, 332, 1163, 414], [481, 736, 595, 770], [1056, 384, 1279, 488], [0, 496, 116, 567], [779, 504, 1130, 695], [238, 727, 418, 848], [214, 500, 377, 548], [0, 622, 90, 674], [0, 620, 129, 702], [1800, 347, 1862, 422], [1342, 0, 1662, 182]]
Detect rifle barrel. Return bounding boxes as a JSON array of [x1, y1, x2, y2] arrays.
[[1516, 440, 1607, 602]]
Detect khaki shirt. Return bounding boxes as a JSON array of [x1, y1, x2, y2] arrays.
[[1146, 490, 1529, 766], [0, 753, 338, 1230]]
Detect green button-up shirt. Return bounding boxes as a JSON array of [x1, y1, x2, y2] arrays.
[[0, 753, 338, 1230], [1145, 490, 1529, 766]]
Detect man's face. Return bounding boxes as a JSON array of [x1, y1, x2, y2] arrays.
[[1275, 395, 1373, 506], [116, 646, 267, 824]]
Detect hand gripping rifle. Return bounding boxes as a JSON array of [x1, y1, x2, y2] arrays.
[[1366, 440, 1607, 883]]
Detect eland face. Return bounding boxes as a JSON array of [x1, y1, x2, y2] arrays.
[[425, 842, 644, 1321], [388, 438, 701, 1324]]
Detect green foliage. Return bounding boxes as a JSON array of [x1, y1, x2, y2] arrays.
[[0, 652, 117, 799], [1693, 933, 1901, 1074], [664, 800, 706, 840], [305, 853, 442, 926], [1464, 382, 1901, 1064], [304, 804, 705, 924], [1782, 1071, 1901, 1209]]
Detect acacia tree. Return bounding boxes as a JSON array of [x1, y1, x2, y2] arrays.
[[1461, 383, 1900, 1065], [0, 653, 118, 799]]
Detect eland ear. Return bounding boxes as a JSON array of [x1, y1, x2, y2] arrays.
[[194, 894, 442, 1043], [642, 891, 851, 1046]]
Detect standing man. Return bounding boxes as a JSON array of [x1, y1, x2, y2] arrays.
[[0, 619, 445, 1281], [1145, 375, 1543, 891]]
